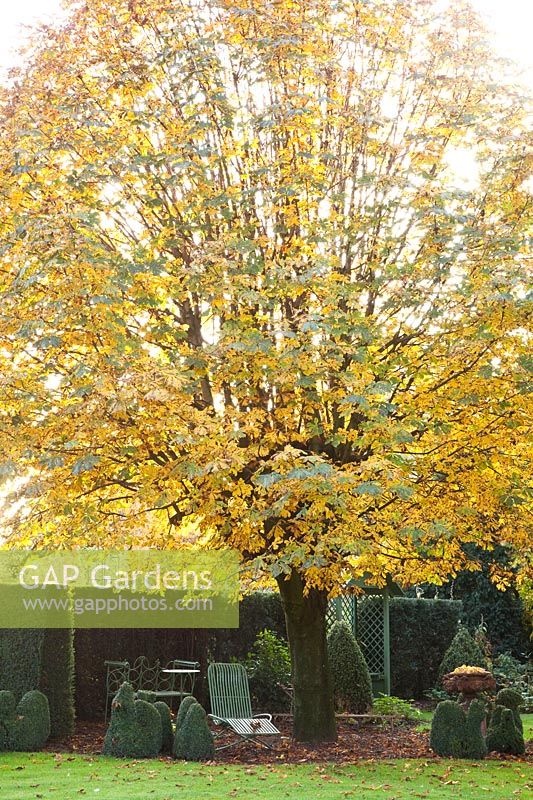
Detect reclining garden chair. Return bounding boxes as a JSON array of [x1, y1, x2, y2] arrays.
[[207, 662, 280, 750]]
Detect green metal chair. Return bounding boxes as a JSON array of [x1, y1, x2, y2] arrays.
[[207, 662, 280, 750], [153, 659, 200, 711]]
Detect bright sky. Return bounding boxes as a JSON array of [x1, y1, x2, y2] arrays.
[[0, 0, 532, 85]]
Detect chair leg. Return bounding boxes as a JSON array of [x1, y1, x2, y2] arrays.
[[247, 736, 277, 751], [213, 732, 278, 752]]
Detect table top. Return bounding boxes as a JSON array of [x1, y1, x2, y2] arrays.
[[161, 668, 200, 674]]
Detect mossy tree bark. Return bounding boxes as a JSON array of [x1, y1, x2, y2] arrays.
[[277, 571, 337, 743]]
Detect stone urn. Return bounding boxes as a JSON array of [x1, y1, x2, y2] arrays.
[[442, 667, 496, 706]]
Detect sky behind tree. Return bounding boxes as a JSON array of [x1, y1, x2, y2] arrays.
[[0, 0, 532, 86]]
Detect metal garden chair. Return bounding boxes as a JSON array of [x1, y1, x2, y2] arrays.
[[154, 659, 200, 711], [129, 655, 159, 693], [104, 660, 130, 722], [207, 662, 280, 750]]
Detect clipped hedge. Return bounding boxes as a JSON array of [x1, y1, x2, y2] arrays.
[[40, 628, 75, 739], [411, 545, 531, 657], [75, 628, 208, 719], [0, 628, 75, 740], [0, 629, 44, 701], [74, 595, 283, 719], [389, 598, 462, 699], [213, 592, 286, 662], [75, 592, 464, 717]]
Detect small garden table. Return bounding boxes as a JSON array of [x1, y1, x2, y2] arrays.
[[161, 667, 200, 705]]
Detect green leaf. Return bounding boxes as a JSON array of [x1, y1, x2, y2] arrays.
[[71, 455, 101, 475], [355, 481, 382, 496], [255, 472, 282, 488], [366, 380, 395, 395], [391, 483, 414, 500]]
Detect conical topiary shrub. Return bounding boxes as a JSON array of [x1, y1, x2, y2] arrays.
[[495, 688, 523, 733], [176, 696, 197, 729], [173, 696, 200, 759], [103, 682, 162, 758], [327, 621, 372, 713], [137, 692, 173, 754], [486, 705, 525, 755], [173, 701, 214, 762], [154, 701, 173, 753], [463, 699, 487, 759], [437, 624, 487, 683], [430, 700, 467, 757]]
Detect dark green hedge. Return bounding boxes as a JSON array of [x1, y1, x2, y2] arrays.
[[39, 628, 75, 739], [408, 545, 531, 657], [0, 630, 44, 701], [212, 592, 287, 661], [74, 595, 284, 720], [0, 628, 74, 739], [389, 598, 462, 698], [74, 628, 209, 719], [75, 592, 463, 718]]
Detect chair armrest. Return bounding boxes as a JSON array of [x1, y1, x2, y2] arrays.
[[208, 713, 226, 725], [104, 660, 129, 668], [253, 713, 272, 722]]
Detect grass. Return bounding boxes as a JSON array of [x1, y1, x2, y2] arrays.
[[415, 712, 533, 741], [0, 753, 531, 800]]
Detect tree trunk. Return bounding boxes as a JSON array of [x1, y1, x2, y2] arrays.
[[277, 571, 337, 743]]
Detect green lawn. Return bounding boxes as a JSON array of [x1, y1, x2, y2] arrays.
[[416, 712, 533, 741], [0, 753, 530, 800]]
